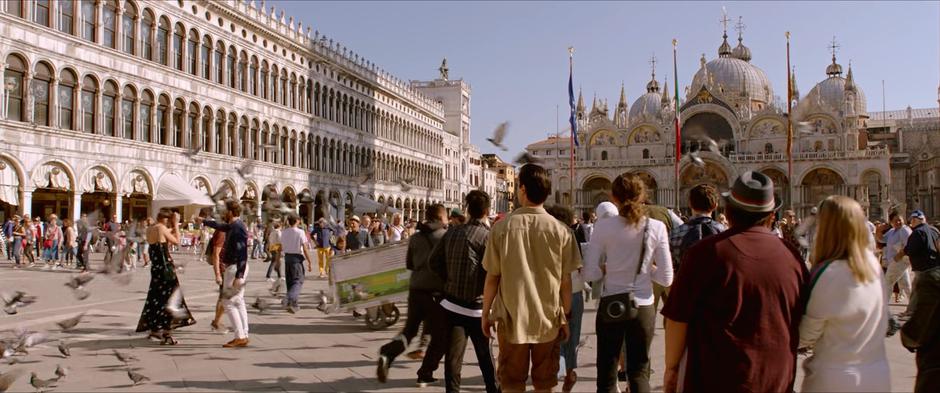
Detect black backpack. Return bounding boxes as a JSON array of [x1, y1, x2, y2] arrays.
[[674, 216, 723, 269]]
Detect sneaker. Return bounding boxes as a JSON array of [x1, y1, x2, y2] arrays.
[[376, 355, 390, 383], [416, 376, 438, 388]]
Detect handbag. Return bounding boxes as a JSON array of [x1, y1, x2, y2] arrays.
[[598, 218, 650, 323]]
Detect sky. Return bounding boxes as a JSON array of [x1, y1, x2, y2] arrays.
[[273, 1, 940, 159]]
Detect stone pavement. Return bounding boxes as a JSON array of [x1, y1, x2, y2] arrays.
[[0, 251, 919, 392]]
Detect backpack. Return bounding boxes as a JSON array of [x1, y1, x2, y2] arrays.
[[674, 216, 723, 269]]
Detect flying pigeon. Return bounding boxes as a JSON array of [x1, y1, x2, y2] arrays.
[[126, 369, 149, 386], [72, 288, 90, 301], [236, 161, 255, 179], [56, 313, 85, 332], [396, 177, 415, 192], [64, 274, 94, 290], [514, 152, 541, 166], [486, 122, 509, 151], [183, 143, 204, 162], [165, 288, 190, 320], [688, 151, 706, 168], [269, 280, 283, 296], [113, 349, 138, 363], [251, 297, 269, 314]]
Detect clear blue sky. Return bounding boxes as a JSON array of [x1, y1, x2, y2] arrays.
[[274, 1, 940, 159]]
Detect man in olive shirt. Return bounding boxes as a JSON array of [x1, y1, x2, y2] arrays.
[[482, 164, 582, 392]]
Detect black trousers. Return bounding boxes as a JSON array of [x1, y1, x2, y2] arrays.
[[379, 289, 448, 380], [904, 268, 940, 393], [75, 238, 87, 269], [284, 254, 305, 307], [596, 304, 655, 393], [445, 309, 499, 393]]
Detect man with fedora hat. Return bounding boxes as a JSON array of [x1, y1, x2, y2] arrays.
[[662, 171, 809, 393]]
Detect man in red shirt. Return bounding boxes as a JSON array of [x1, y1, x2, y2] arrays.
[[662, 171, 808, 393]]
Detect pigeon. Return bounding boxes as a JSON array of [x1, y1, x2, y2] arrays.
[[113, 349, 138, 363], [0, 368, 25, 392], [2, 306, 16, 315], [13, 331, 48, 354], [236, 161, 255, 179], [165, 288, 190, 320], [183, 143, 204, 162], [315, 290, 329, 313], [56, 313, 85, 332], [514, 151, 541, 166], [251, 297, 269, 313], [2, 291, 36, 313], [269, 280, 283, 296], [57, 341, 70, 358], [0, 342, 10, 360], [72, 288, 90, 301], [396, 177, 415, 192], [53, 365, 68, 380], [126, 369, 149, 386], [29, 372, 57, 392], [486, 122, 509, 151], [688, 151, 706, 168], [64, 274, 95, 290]]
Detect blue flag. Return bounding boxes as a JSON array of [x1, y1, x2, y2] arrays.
[[568, 60, 579, 146]]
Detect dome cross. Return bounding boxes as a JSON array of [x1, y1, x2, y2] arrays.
[[649, 54, 658, 80], [829, 36, 840, 63], [735, 16, 746, 41]]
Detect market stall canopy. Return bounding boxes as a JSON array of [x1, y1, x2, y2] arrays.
[[152, 173, 214, 213], [353, 194, 399, 215]]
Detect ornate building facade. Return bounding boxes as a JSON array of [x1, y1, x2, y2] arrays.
[[527, 22, 908, 220], [0, 0, 481, 224]]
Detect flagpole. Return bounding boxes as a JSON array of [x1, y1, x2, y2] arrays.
[[786, 31, 793, 209], [568, 47, 576, 210], [672, 39, 680, 210]]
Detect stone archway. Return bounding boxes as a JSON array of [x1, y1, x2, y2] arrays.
[[629, 171, 659, 205], [681, 111, 735, 155], [758, 167, 790, 209], [800, 167, 846, 213], [122, 169, 154, 221], [581, 176, 612, 208], [0, 156, 24, 220], [679, 161, 730, 211], [30, 161, 75, 220]]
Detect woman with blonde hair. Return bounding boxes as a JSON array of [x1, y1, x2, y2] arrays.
[[799, 195, 890, 392], [583, 173, 673, 393]]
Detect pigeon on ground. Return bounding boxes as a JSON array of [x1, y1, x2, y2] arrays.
[[72, 288, 90, 301], [56, 313, 85, 332], [126, 369, 149, 386], [113, 349, 138, 363], [251, 297, 269, 314], [57, 341, 69, 358], [29, 372, 57, 392], [236, 161, 255, 179], [315, 290, 329, 313], [0, 368, 25, 392], [53, 365, 68, 380], [269, 280, 283, 296], [64, 275, 94, 290], [486, 122, 509, 151]]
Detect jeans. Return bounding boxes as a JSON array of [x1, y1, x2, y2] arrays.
[[886, 259, 913, 301], [379, 289, 448, 380], [251, 240, 264, 259], [560, 291, 585, 370], [12, 237, 22, 265], [24, 242, 34, 263], [223, 263, 250, 339], [64, 246, 75, 264], [265, 250, 283, 279], [596, 304, 655, 393], [284, 253, 305, 307], [5, 239, 11, 260], [445, 310, 499, 393]]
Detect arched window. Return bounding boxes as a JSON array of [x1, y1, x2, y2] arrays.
[[141, 10, 154, 60], [34, 0, 50, 27], [172, 24, 184, 71], [238, 118, 248, 157], [81, 0, 96, 42], [32, 62, 53, 126], [5, 0, 22, 17], [156, 17, 170, 65], [58, 69, 77, 130], [249, 57, 258, 96], [103, 1, 117, 49], [201, 36, 211, 79], [280, 130, 288, 165], [642, 148, 650, 159], [140, 90, 153, 142], [102, 81, 118, 136], [122, 86, 136, 139], [59, 0, 74, 34], [172, 99, 184, 147], [250, 121, 259, 160], [187, 30, 198, 75], [227, 46, 236, 88], [122, 1, 137, 55], [306, 81, 313, 114], [601, 150, 608, 161], [259, 61, 268, 98], [214, 42, 224, 84], [764, 143, 774, 154], [156, 95, 169, 145], [81, 76, 98, 133]]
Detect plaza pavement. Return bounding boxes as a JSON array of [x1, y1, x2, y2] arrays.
[[0, 250, 918, 392]]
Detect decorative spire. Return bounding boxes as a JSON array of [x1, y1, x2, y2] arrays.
[[577, 88, 585, 113], [661, 76, 671, 106], [731, 16, 752, 62], [790, 66, 800, 100], [618, 82, 628, 110], [718, 8, 732, 57], [825, 36, 843, 76], [844, 61, 856, 92]]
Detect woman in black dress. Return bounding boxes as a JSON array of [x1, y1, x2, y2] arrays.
[[136, 210, 195, 345]]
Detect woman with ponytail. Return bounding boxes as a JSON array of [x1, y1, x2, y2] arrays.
[[583, 173, 673, 393]]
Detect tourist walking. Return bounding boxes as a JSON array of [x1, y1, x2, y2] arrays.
[[265, 222, 283, 282], [799, 195, 890, 392], [430, 191, 499, 392], [11, 217, 26, 268], [202, 200, 251, 348], [901, 210, 940, 392], [583, 173, 673, 393], [135, 210, 195, 345], [23, 216, 36, 265], [208, 222, 227, 332], [377, 204, 449, 386], [545, 205, 586, 392], [63, 218, 76, 268], [280, 215, 313, 313], [881, 211, 913, 305], [481, 164, 581, 393], [662, 171, 808, 393], [669, 184, 725, 271], [312, 217, 334, 278], [2, 216, 14, 261]]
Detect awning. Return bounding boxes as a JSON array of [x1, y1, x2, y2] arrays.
[[0, 165, 18, 206], [152, 173, 214, 213], [353, 194, 399, 215]]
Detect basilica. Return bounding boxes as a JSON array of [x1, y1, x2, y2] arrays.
[[527, 21, 939, 221]]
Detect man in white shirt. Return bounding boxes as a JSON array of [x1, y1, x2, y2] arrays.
[[280, 215, 314, 314], [881, 211, 913, 304]]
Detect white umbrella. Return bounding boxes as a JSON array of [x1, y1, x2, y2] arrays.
[[151, 173, 214, 214]]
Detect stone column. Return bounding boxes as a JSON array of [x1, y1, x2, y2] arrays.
[[114, 193, 123, 222], [133, 97, 140, 141], [193, 111, 201, 150], [114, 89, 123, 137], [49, 76, 59, 128], [74, 78, 83, 132], [70, 192, 80, 222], [22, 189, 34, 218], [207, 115, 217, 153], [114, 5, 124, 52], [180, 105, 189, 148], [0, 64, 6, 119], [95, 89, 103, 135], [220, 116, 229, 156], [22, 72, 33, 124], [95, 0, 103, 44]]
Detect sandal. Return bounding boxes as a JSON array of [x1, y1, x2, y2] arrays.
[[148, 331, 163, 341], [161, 334, 178, 345]]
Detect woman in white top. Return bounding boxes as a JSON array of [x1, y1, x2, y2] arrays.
[[799, 195, 890, 392], [387, 214, 405, 243], [583, 173, 673, 393]]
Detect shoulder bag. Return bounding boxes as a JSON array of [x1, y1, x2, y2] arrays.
[[598, 218, 650, 323]]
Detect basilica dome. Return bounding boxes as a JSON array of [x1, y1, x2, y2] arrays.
[[803, 58, 867, 118], [629, 78, 664, 123], [688, 33, 773, 105]]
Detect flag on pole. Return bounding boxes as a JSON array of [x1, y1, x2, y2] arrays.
[[568, 47, 579, 147], [786, 32, 793, 186], [672, 39, 680, 162]]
